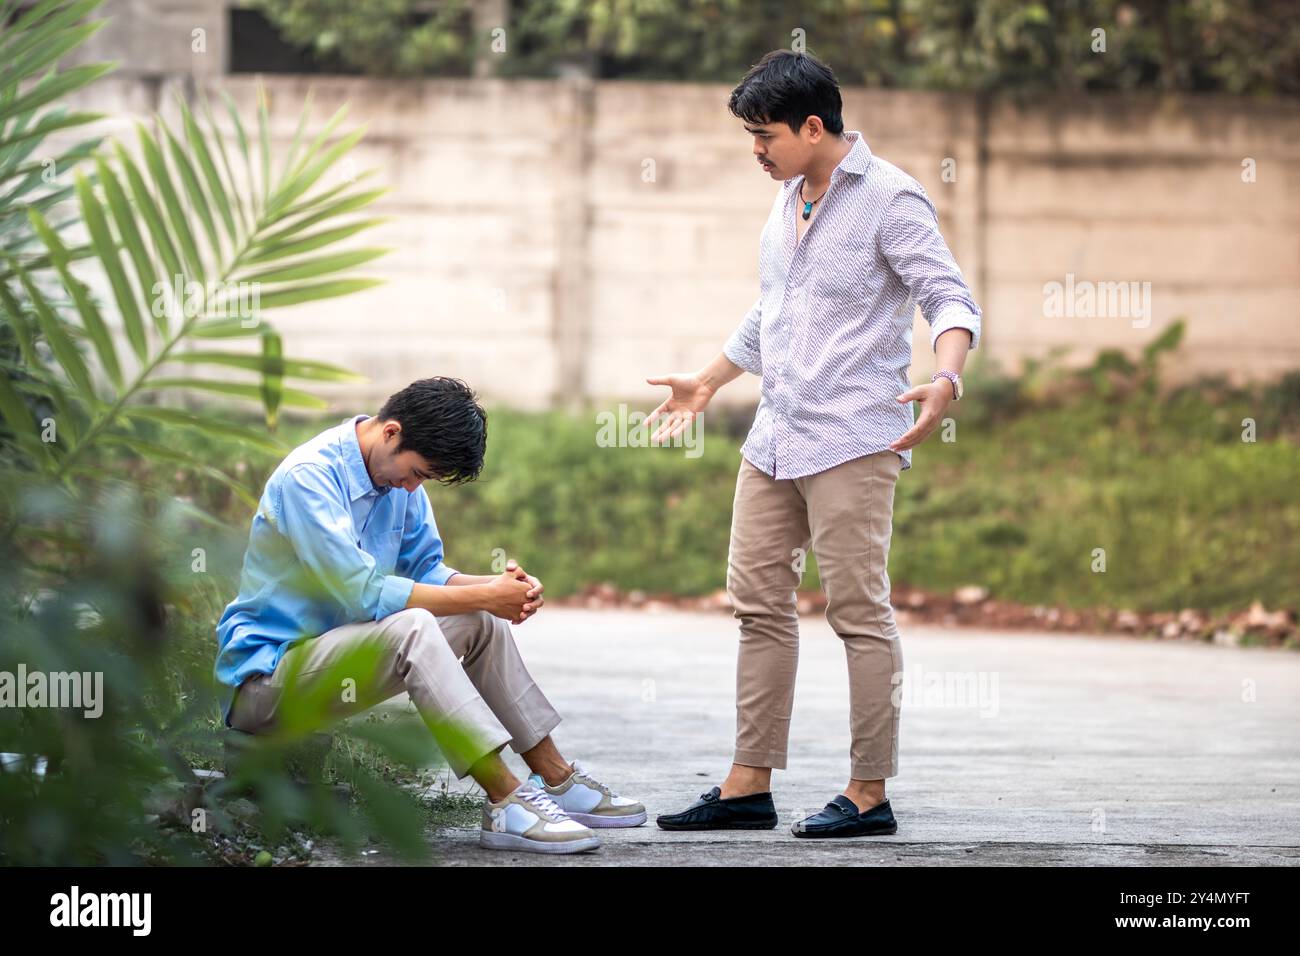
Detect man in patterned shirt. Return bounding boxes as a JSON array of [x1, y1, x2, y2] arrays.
[[651, 50, 982, 839]]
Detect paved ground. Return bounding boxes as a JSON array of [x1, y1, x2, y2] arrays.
[[325, 608, 1300, 866]]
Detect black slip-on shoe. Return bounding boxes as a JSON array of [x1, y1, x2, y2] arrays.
[[656, 786, 779, 831], [791, 795, 898, 838]]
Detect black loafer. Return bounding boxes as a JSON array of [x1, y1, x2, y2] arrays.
[[656, 786, 778, 831], [791, 795, 897, 838]]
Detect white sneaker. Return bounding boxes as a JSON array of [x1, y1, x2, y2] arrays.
[[526, 760, 648, 828], [480, 783, 601, 854]]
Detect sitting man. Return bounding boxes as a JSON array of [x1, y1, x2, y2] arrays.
[[214, 376, 645, 854]]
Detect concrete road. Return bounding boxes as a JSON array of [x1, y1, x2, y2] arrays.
[[335, 608, 1300, 866]]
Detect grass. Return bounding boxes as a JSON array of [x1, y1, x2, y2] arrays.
[[891, 381, 1300, 613], [421, 372, 1300, 616], [177, 345, 1300, 619]]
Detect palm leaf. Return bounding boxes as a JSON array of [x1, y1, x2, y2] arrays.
[[5, 110, 383, 484], [139, 377, 328, 409], [0, 0, 109, 270], [1, 1, 388, 493]]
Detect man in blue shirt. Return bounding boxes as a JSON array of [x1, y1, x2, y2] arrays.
[[216, 377, 644, 854]]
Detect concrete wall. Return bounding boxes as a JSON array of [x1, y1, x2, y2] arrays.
[[56, 3, 1300, 412]]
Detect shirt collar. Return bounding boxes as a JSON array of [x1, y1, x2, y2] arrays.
[[835, 130, 872, 176], [787, 129, 872, 190], [341, 414, 386, 501]]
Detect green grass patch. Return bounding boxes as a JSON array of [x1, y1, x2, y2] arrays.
[[190, 352, 1300, 618]]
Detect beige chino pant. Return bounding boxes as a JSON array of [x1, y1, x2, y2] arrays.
[[728, 449, 904, 780], [228, 607, 561, 778]]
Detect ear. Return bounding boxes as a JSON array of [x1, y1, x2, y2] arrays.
[[805, 115, 824, 143], [384, 419, 402, 443]]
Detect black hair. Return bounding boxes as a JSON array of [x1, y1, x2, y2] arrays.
[[377, 377, 487, 485], [728, 49, 844, 137]]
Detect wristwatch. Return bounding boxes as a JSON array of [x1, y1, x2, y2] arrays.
[[931, 369, 963, 400]]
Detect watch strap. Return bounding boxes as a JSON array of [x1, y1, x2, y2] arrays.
[[931, 369, 961, 400]]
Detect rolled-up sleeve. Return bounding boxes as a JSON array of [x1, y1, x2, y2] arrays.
[[275, 464, 415, 621], [723, 294, 764, 375], [878, 187, 982, 352], [396, 484, 459, 587]]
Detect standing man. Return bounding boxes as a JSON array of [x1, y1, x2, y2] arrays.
[[215, 377, 645, 854], [651, 51, 981, 838]]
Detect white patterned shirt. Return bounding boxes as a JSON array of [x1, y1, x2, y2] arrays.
[[723, 129, 982, 478]]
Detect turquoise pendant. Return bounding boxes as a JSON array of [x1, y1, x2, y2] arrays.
[[802, 200, 813, 220]]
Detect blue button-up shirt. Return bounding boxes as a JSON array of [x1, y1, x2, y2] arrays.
[[723, 130, 982, 479], [214, 414, 459, 726]]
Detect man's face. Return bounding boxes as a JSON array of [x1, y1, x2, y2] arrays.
[[746, 118, 814, 180], [369, 421, 438, 492]]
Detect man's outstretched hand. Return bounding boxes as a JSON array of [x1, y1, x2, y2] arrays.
[[645, 373, 714, 444]]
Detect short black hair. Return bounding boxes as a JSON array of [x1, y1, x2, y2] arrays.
[[376, 377, 487, 485], [728, 50, 844, 137]]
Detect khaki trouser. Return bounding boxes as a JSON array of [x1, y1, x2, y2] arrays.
[[228, 607, 561, 778], [728, 450, 904, 780]]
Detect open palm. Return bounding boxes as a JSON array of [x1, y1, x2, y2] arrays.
[[645, 373, 712, 443]]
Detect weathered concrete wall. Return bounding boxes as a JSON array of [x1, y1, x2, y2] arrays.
[[55, 2, 1300, 413]]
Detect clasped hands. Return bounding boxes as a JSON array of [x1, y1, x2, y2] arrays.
[[486, 558, 545, 625]]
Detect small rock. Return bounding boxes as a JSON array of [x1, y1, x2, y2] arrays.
[[1243, 601, 1291, 635], [1212, 628, 1242, 647], [954, 586, 989, 605], [1115, 610, 1141, 632], [1244, 600, 1270, 629]]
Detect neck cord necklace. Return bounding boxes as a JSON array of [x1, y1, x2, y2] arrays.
[[800, 180, 829, 220]]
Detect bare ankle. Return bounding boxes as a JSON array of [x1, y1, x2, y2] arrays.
[[470, 752, 520, 803], [484, 778, 520, 803], [844, 779, 886, 809], [720, 765, 772, 799]]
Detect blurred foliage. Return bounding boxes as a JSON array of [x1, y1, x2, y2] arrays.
[[453, 321, 1298, 614], [0, 486, 467, 865], [248, 0, 1300, 96], [246, 0, 476, 77], [0, 0, 462, 865], [895, 321, 1300, 614]]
